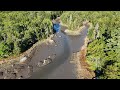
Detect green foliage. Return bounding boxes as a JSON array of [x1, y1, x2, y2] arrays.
[[0, 11, 62, 59], [61, 11, 120, 79], [86, 11, 120, 79], [1, 11, 120, 79]]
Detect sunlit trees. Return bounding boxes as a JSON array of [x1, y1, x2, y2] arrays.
[[0, 11, 63, 59], [61, 11, 120, 79]]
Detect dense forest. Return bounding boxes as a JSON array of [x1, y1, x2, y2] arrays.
[[0, 11, 120, 79], [0, 11, 63, 59], [61, 11, 120, 79]]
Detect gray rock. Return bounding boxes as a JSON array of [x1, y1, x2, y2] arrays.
[[15, 65, 33, 79], [3, 73, 16, 79], [0, 72, 3, 76], [43, 58, 52, 65], [37, 61, 44, 67], [17, 76, 24, 79], [14, 69, 19, 73], [13, 64, 26, 69], [20, 56, 27, 63], [27, 65, 33, 75]]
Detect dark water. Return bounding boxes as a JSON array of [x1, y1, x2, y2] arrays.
[[29, 26, 88, 79]]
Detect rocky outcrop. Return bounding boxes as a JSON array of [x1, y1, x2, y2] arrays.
[[0, 34, 57, 79]]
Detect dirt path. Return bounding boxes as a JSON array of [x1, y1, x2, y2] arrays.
[[0, 24, 91, 79], [29, 25, 89, 79]]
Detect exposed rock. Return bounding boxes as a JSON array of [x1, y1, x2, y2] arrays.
[[43, 58, 52, 65], [11, 73, 17, 79], [27, 65, 33, 77], [47, 58, 52, 63], [43, 60, 48, 65], [28, 65, 33, 69], [14, 69, 19, 73], [15, 65, 31, 79], [49, 54, 56, 60], [46, 39, 55, 45], [3, 72, 16, 79], [17, 76, 24, 79], [37, 61, 44, 67], [19, 56, 27, 63], [13, 64, 25, 69], [48, 40, 54, 44]]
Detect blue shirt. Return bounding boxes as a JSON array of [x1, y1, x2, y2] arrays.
[[53, 23, 60, 32]]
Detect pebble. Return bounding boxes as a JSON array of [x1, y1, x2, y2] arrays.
[[43, 60, 48, 65], [20, 57, 27, 63], [14, 69, 19, 73], [48, 40, 54, 44], [4, 76, 7, 79], [28, 65, 33, 69], [48, 56, 51, 58], [37, 61, 43, 67]]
